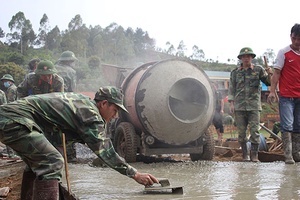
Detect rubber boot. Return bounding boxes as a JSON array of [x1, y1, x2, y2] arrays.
[[20, 170, 36, 200], [292, 133, 300, 162], [240, 142, 250, 161], [32, 179, 59, 200], [282, 132, 295, 164], [250, 143, 259, 162], [67, 142, 77, 163]]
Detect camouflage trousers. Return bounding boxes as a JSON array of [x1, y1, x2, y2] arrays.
[[235, 110, 261, 144], [0, 117, 64, 181]]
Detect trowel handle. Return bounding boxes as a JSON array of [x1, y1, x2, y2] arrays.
[[158, 178, 170, 187]]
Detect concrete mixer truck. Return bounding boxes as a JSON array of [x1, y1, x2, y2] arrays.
[[107, 59, 216, 162]]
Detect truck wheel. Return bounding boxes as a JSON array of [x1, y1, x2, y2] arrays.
[[190, 128, 215, 161], [200, 128, 215, 160], [114, 122, 138, 163]]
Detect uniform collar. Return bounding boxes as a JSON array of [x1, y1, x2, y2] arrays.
[[239, 64, 254, 70]]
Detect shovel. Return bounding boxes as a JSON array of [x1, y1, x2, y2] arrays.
[[144, 178, 183, 194]]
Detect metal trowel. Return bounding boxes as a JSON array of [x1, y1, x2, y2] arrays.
[[144, 178, 183, 194]]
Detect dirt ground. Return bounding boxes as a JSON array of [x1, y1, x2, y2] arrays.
[[0, 161, 24, 200]]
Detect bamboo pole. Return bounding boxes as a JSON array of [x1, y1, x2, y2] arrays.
[[62, 133, 71, 195]]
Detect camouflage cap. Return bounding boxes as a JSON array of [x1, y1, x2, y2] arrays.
[[0, 74, 14, 82], [94, 86, 128, 113], [35, 60, 58, 75]]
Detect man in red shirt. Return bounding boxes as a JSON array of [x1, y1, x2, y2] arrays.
[[268, 23, 300, 164]]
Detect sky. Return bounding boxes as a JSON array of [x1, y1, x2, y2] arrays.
[[0, 0, 299, 63]]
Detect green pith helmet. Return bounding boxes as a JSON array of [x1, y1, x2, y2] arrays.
[[237, 47, 256, 59], [35, 60, 58, 75], [0, 74, 15, 83], [58, 51, 78, 61]]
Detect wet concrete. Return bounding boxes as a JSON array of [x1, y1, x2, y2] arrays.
[[63, 160, 300, 200]]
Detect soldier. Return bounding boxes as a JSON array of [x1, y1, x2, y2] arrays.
[[55, 51, 79, 161], [0, 74, 17, 103], [228, 47, 273, 162], [27, 58, 40, 75], [17, 60, 64, 98], [0, 89, 7, 105], [0, 90, 7, 157], [0, 86, 158, 199], [0, 84, 15, 158], [212, 82, 224, 146], [55, 50, 77, 92]]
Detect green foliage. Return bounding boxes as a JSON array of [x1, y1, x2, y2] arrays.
[[0, 62, 26, 85], [88, 56, 101, 68], [7, 52, 25, 65]]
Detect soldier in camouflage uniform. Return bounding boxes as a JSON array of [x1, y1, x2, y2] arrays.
[[1, 74, 17, 103], [55, 51, 77, 92], [0, 86, 158, 199], [1, 74, 18, 158], [26, 58, 40, 76], [17, 60, 64, 98], [55, 51, 79, 161], [228, 47, 273, 162], [0, 89, 7, 105]]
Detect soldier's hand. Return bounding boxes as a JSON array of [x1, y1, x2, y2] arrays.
[[266, 67, 273, 76], [132, 172, 159, 186]]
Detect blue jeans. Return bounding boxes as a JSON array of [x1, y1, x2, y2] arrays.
[[279, 97, 300, 133]]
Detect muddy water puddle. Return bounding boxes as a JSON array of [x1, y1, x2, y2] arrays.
[[62, 161, 300, 200]]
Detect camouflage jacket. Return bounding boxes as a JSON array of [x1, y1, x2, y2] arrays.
[[5, 84, 17, 103], [0, 89, 7, 105], [228, 65, 270, 111], [0, 92, 136, 177], [55, 64, 77, 92], [17, 73, 64, 98]]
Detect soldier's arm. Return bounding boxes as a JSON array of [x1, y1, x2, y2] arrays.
[[82, 122, 137, 178], [17, 79, 29, 99], [259, 65, 271, 86]]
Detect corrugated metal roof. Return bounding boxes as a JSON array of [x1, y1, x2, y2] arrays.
[[204, 70, 230, 80]]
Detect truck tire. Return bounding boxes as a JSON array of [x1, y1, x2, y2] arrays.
[[114, 122, 138, 163], [190, 128, 215, 161]]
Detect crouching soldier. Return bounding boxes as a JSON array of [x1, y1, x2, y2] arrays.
[[0, 86, 158, 199]]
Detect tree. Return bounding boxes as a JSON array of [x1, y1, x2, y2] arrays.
[[0, 27, 4, 39], [176, 40, 187, 57], [87, 25, 104, 58], [0, 62, 26, 86], [7, 12, 36, 54], [61, 14, 89, 58], [37, 14, 51, 48], [190, 45, 205, 61], [46, 26, 61, 51], [263, 48, 276, 65], [165, 41, 175, 55], [132, 27, 155, 54], [88, 55, 101, 68]]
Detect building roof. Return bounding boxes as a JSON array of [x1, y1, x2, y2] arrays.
[[204, 70, 230, 80]]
